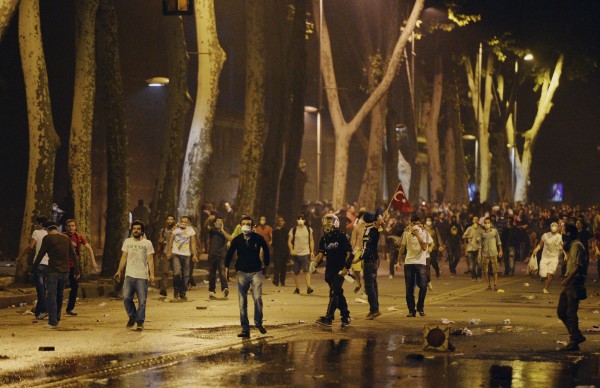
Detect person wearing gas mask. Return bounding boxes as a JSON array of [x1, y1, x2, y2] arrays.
[[288, 214, 314, 295], [533, 221, 563, 294], [311, 214, 353, 327], [557, 224, 588, 351], [225, 216, 270, 338]]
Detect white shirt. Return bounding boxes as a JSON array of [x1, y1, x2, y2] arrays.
[[32, 229, 49, 265], [171, 227, 196, 256], [402, 227, 431, 265], [541, 232, 563, 261], [289, 226, 312, 256], [121, 238, 154, 279]]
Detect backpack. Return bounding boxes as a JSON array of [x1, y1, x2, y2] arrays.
[[291, 226, 312, 249]]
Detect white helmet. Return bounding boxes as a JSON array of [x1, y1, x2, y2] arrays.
[[322, 214, 340, 234]]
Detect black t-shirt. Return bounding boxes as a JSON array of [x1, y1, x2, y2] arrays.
[[208, 229, 228, 257], [318, 231, 352, 273], [272, 227, 290, 256], [361, 225, 380, 262]]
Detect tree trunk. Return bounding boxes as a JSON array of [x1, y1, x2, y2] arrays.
[[234, 0, 266, 220], [97, 0, 129, 277], [150, 16, 192, 242], [69, 0, 99, 277], [444, 97, 469, 204], [277, 0, 306, 224], [357, 94, 387, 209], [422, 56, 443, 202], [16, 0, 61, 283], [315, 0, 424, 209], [257, 1, 289, 222], [492, 129, 512, 202], [178, 0, 226, 219], [0, 0, 19, 42], [514, 55, 564, 202]]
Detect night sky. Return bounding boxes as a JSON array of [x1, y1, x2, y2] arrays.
[[0, 0, 599, 257]]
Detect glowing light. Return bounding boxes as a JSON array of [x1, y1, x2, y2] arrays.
[[524, 53, 534, 61]]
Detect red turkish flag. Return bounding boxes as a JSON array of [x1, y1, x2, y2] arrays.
[[390, 183, 413, 213]]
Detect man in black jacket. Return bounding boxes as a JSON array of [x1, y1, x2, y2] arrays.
[[225, 216, 270, 338]]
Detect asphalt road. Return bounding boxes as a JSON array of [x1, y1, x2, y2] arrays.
[[1, 260, 600, 387]]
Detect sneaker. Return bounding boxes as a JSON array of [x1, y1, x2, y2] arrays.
[[543, 288, 549, 294], [180, 295, 188, 301], [367, 311, 381, 320], [237, 331, 250, 338], [65, 310, 78, 316], [341, 317, 351, 327], [281, 282, 286, 287], [293, 288, 300, 294], [427, 282, 433, 291], [209, 292, 217, 299], [256, 325, 267, 334], [223, 288, 229, 298], [159, 290, 167, 297], [44, 324, 58, 329], [273, 281, 279, 287], [36, 313, 48, 320], [307, 287, 314, 295], [406, 312, 416, 317], [366, 312, 373, 318], [315, 317, 333, 327], [418, 310, 426, 317], [559, 342, 580, 351], [573, 335, 586, 345], [126, 317, 136, 328], [136, 322, 144, 331]]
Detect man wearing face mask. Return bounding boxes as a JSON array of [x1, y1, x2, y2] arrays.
[[447, 224, 462, 275], [288, 214, 314, 295], [207, 216, 232, 298], [463, 216, 484, 281], [557, 224, 588, 351], [533, 222, 563, 294], [225, 216, 270, 338], [311, 214, 353, 327], [480, 217, 503, 291]]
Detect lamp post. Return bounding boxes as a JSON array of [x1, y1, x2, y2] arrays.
[[145, 76, 169, 87], [462, 134, 478, 186], [511, 53, 533, 199], [304, 105, 320, 200]]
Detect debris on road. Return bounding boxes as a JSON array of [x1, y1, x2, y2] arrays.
[[503, 319, 511, 325], [451, 328, 473, 336], [556, 340, 567, 346], [593, 310, 599, 314], [39, 346, 55, 351], [406, 353, 425, 361], [469, 318, 481, 325], [522, 295, 536, 300], [523, 283, 530, 287], [441, 318, 455, 325], [196, 306, 207, 310], [354, 298, 367, 304], [98, 302, 107, 307], [386, 306, 399, 311]]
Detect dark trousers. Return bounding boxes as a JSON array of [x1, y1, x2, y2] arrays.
[[325, 270, 350, 320], [47, 272, 68, 326], [428, 250, 440, 279], [67, 267, 78, 312], [33, 264, 49, 316], [389, 248, 399, 275], [272, 253, 288, 285], [188, 258, 196, 287], [208, 255, 228, 292], [404, 264, 427, 313], [557, 287, 584, 342], [468, 251, 481, 279], [364, 261, 380, 313], [448, 248, 460, 274]]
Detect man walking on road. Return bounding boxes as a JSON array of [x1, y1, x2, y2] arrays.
[[533, 221, 563, 294], [166, 216, 198, 300], [225, 216, 270, 338], [360, 212, 382, 320], [20, 216, 49, 320], [480, 217, 503, 291], [557, 224, 588, 351], [31, 223, 79, 329], [272, 216, 290, 286], [398, 216, 432, 317], [207, 216, 231, 298], [156, 215, 176, 297], [311, 214, 353, 328], [463, 216, 484, 281], [288, 214, 314, 295]]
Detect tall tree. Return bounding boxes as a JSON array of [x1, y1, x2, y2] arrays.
[[97, 0, 129, 277], [150, 16, 192, 241], [0, 0, 19, 42], [15, 0, 60, 283], [276, 0, 307, 224], [315, 0, 424, 209], [69, 0, 99, 277], [234, 0, 266, 220], [443, 79, 469, 203], [178, 0, 226, 220]]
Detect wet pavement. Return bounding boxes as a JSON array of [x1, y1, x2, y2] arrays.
[[2, 261, 600, 387]]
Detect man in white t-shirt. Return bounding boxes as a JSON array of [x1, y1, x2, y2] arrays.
[[166, 216, 198, 300], [288, 214, 314, 295], [20, 216, 51, 320], [115, 221, 154, 331], [398, 215, 433, 317], [533, 221, 563, 294]]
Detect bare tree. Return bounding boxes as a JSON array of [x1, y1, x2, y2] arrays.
[[0, 0, 19, 42], [234, 0, 266, 219], [315, 0, 424, 209], [178, 0, 226, 220], [15, 0, 60, 282], [69, 0, 99, 277], [97, 0, 129, 277], [151, 16, 192, 241]]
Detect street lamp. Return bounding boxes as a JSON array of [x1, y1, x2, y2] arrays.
[[524, 53, 534, 61], [145, 76, 169, 87]]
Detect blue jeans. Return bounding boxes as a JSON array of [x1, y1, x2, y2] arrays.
[[171, 254, 190, 297], [33, 264, 48, 316], [364, 261, 380, 313], [467, 251, 481, 279], [404, 264, 427, 313], [123, 276, 148, 324], [67, 267, 79, 312], [47, 272, 69, 326], [237, 271, 263, 332]]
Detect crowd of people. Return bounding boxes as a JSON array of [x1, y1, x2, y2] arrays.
[[21, 195, 600, 350]]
